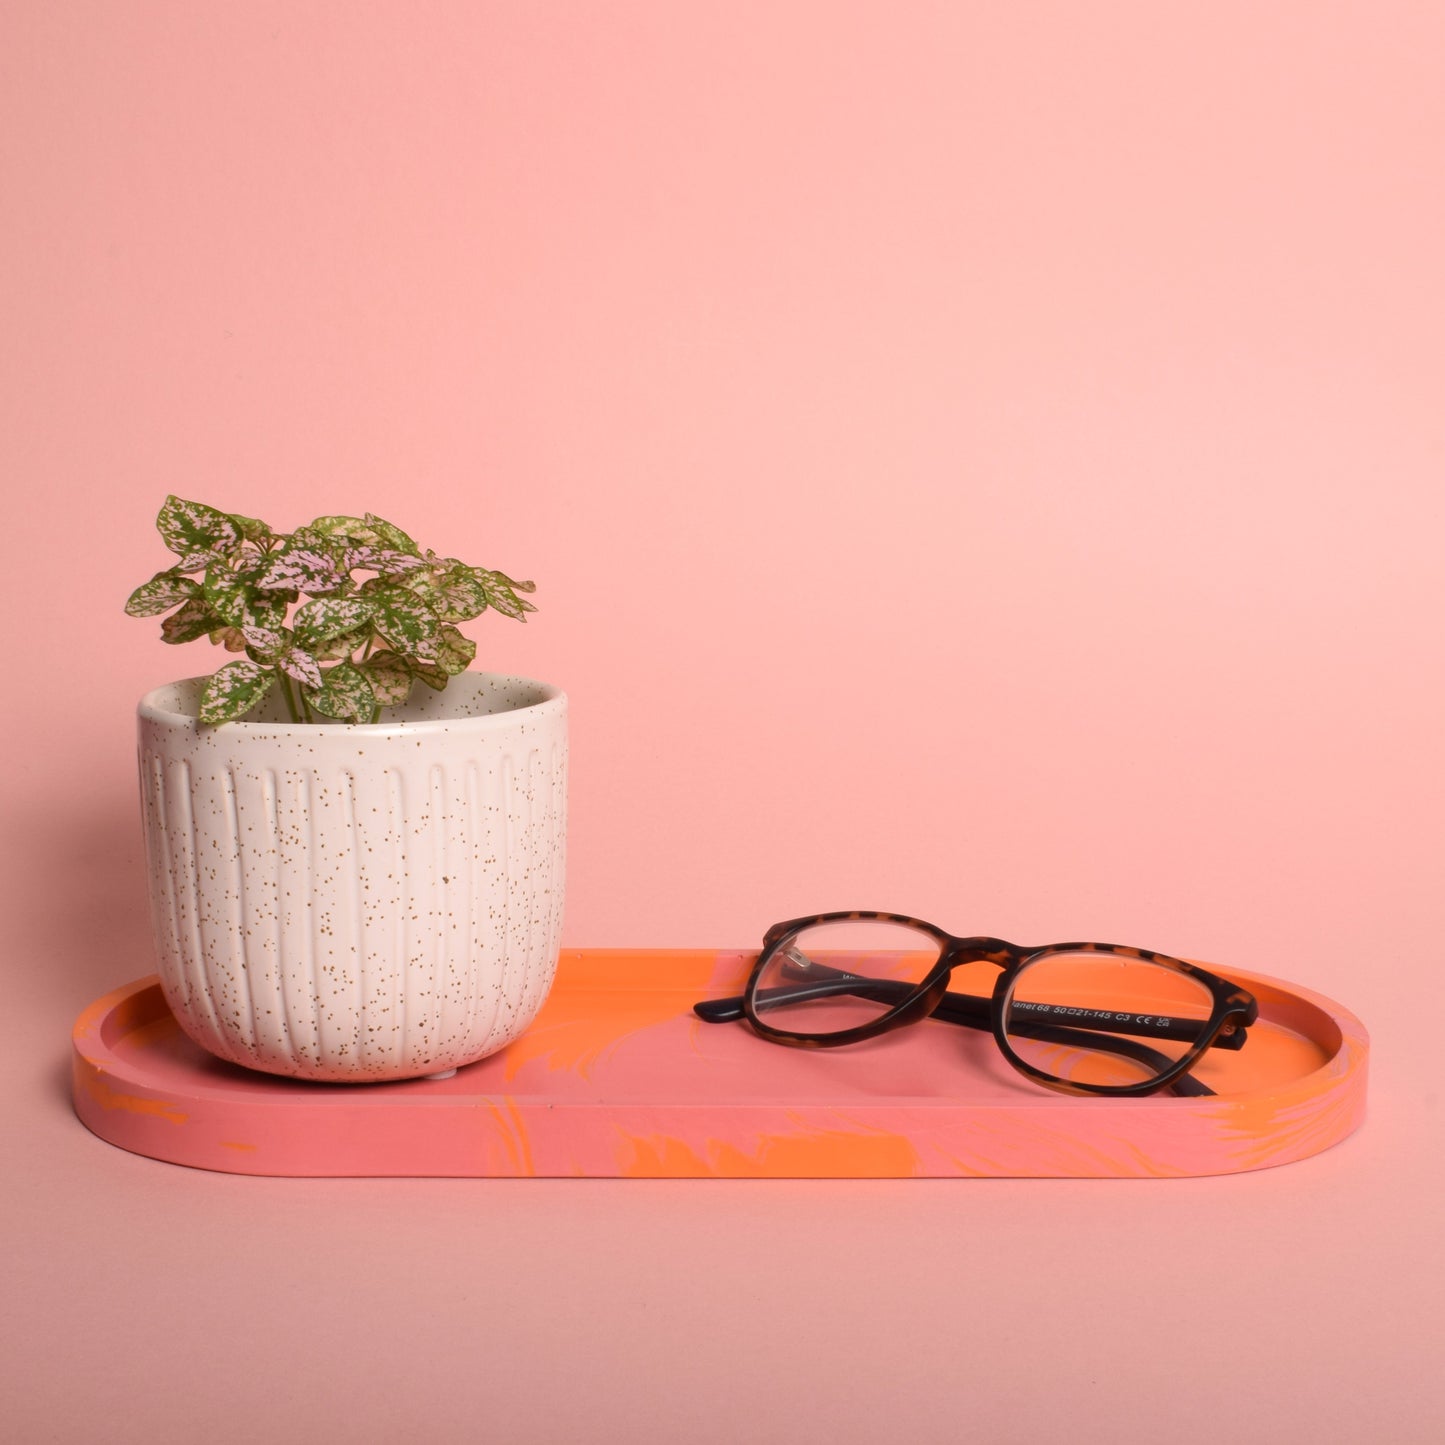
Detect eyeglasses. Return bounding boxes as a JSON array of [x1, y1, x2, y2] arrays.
[[693, 912, 1259, 1097]]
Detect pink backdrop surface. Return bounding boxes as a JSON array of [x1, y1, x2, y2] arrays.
[[2, 3, 1441, 1442]]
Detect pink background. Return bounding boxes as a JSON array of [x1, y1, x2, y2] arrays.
[[2, 2, 1441, 1441]]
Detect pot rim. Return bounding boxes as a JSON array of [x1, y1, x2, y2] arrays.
[[138, 670, 566, 735]]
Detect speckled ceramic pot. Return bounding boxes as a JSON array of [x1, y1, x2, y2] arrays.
[[136, 672, 567, 1083]]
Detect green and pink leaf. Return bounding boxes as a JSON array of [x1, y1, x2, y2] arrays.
[[423, 566, 490, 623], [277, 646, 323, 690], [303, 662, 375, 722], [415, 623, 476, 675], [291, 597, 372, 647], [341, 545, 426, 576], [125, 571, 200, 617], [360, 650, 413, 706], [157, 496, 242, 559], [198, 660, 274, 724], [310, 513, 418, 555], [227, 512, 274, 545], [209, 626, 248, 652], [256, 547, 344, 594], [370, 589, 438, 650], [408, 656, 449, 690], [240, 625, 285, 660], [160, 597, 222, 644], [311, 626, 372, 662], [201, 565, 256, 627], [477, 569, 538, 621]]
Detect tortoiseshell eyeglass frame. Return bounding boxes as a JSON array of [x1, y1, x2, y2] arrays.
[[693, 911, 1260, 1098]]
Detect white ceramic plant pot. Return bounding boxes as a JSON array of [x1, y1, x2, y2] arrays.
[[136, 672, 566, 1083]]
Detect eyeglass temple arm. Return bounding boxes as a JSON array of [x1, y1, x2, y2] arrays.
[[694, 962, 1249, 1051], [692, 982, 1218, 1098]]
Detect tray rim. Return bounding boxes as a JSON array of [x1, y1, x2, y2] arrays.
[[73, 948, 1367, 1110]]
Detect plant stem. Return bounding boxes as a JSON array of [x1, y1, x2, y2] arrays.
[[275, 669, 302, 723], [361, 635, 380, 722], [300, 689, 316, 725]]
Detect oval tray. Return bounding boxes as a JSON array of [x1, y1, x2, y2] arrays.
[[71, 949, 1368, 1177]]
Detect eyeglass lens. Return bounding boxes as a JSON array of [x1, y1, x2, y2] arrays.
[[750, 919, 944, 1034], [1003, 952, 1216, 1088]]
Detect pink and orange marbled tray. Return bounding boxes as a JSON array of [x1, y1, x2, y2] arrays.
[[71, 949, 1367, 1178]]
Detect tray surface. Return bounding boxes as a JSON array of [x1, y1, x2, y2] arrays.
[[72, 950, 1368, 1177]]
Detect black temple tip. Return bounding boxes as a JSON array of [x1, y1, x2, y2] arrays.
[[693, 996, 745, 1023]]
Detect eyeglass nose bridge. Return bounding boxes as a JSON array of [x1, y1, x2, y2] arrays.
[[934, 938, 1018, 981], [953, 933, 1017, 955]]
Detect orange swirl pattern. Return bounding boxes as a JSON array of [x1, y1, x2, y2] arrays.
[[71, 950, 1367, 1178]]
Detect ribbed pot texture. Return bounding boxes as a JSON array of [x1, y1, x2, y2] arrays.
[[136, 672, 567, 1082]]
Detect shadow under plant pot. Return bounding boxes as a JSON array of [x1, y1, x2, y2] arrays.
[[137, 671, 567, 1083]]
